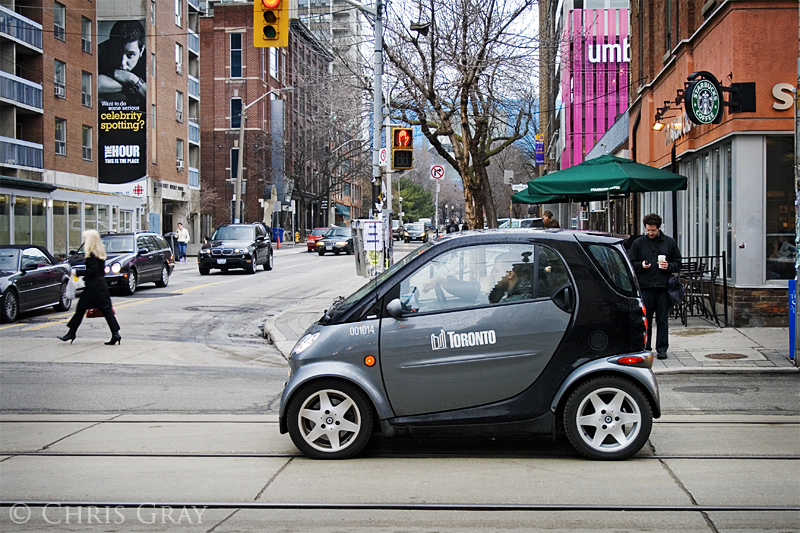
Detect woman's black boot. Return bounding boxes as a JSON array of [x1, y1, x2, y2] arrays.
[[105, 332, 121, 345], [58, 329, 77, 343]]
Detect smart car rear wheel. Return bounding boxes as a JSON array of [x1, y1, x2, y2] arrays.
[[155, 264, 170, 287], [124, 269, 138, 295], [1, 289, 19, 323], [287, 380, 373, 460], [564, 376, 652, 460]]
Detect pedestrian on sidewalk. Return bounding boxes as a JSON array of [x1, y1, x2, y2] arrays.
[[176, 222, 190, 263], [58, 230, 121, 345], [628, 213, 681, 359], [542, 210, 560, 228]]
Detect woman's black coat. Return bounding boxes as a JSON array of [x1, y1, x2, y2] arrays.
[[77, 255, 113, 310]]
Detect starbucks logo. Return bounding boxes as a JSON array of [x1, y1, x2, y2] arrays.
[[688, 79, 720, 124]]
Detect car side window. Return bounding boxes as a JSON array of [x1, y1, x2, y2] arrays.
[[398, 244, 536, 315], [153, 235, 169, 250], [536, 246, 571, 298], [137, 236, 151, 252], [21, 248, 50, 269]]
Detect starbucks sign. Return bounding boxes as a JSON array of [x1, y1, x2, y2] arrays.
[[684, 77, 722, 125]]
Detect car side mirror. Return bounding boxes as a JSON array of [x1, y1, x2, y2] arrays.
[[256, 236, 265, 242], [21, 264, 38, 272], [68, 250, 77, 256], [137, 248, 148, 256], [386, 298, 405, 320]]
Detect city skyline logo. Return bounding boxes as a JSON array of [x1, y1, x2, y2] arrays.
[[431, 329, 497, 350]]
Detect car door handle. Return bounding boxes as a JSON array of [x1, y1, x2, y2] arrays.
[[551, 284, 574, 313]]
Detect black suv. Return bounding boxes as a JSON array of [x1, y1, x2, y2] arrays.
[[198, 223, 273, 275], [68, 232, 175, 295]]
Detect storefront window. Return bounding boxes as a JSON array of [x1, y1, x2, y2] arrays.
[[97, 204, 109, 234], [765, 136, 795, 280], [53, 200, 67, 259], [69, 202, 81, 251], [121, 210, 132, 232], [85, 203, 96, 231], [14, 196, 30, 244], [31, 198, 46, 247], [0, 195, 8, 244]]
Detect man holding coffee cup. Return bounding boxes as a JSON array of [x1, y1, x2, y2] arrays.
[[628, 213, 682, 359]]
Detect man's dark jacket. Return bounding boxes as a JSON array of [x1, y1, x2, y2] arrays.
[[628, 231, 681, 289]]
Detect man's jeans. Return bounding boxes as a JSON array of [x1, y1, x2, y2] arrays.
[[641, 288, 670, 354], [177, 242, 187, 260]]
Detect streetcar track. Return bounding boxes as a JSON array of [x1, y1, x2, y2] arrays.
[[0, 500, 796, 512]]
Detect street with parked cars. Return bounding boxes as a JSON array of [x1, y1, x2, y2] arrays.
[[0, 235, 797, 531]]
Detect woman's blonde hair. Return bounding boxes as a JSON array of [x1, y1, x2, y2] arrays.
[[83, 230, 107, 260]]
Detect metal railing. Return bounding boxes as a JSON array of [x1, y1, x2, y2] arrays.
[[0, 5, 42, 51], [0, 71, 42, 111], [0, 135, 43, 169]]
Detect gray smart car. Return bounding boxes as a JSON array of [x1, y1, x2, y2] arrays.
[[279, 230, 658, 460]]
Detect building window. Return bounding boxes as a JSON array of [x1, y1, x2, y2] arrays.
[[54, 60, 66, 98], [54, 2, 65, 41], [55, 118, 66, 155], [151, 0, 156, 25], [152, 104, 157, 129], [175, 0, 182, 27], [230, 148, 239, 180], [176, 139, 184, 165], [176, 91, 183, 121], [270, 47, 278, 80], [151, 53, 156, 78], [81, 17, 91, 53], [81, 71, 91, 107], [765, 136, 795, 280], [230, 33, 242, 78], [82, 125, 92, 160], [665, 0, 672, 52], [231, 97, 242, 129], [175, 43, 183, 74]]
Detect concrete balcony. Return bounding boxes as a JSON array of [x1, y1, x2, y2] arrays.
[[0, 71, 42, 112], [187, 29, 199, 56], [188, 75, 199, 100], [188, 120, 199, 144], [0, 5, 42, 52], [0, 135, 43, 169]]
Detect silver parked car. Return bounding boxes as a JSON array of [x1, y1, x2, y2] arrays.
[[279, 230, 657, 460]]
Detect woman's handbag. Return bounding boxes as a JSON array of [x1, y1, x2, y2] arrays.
[[86, 307, 114, 318]]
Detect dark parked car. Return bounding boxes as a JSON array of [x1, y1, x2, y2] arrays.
[[198, 223, 273, 275], [68, 232, 175, 295], [280, 229, 656, 460], [0, 245, 72, 323], [316, 227, 354, 255], [403, 222, 428, 243], [307, 227, 331, 253]]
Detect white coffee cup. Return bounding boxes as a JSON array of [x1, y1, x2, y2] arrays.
[[658, 255, 666, 264]]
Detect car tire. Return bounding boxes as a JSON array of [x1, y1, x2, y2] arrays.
[[54, 282, 72, 311], [318, 251, 325, 256], [264, 250, 274, 271], [247, 254, 257, 274], [155, 264, 170, 287], [1, 288, 19, 323], [123, 269, 138, 295], [563, 376, 652, 461], [286, 379, 374, 460], [199, 267, 210, 276]]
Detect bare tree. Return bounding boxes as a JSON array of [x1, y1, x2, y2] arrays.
[[382, 0, 538, 229]]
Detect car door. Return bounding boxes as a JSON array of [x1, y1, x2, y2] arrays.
[[134, 235, 156, 281], [379, 243, 573, 417], [254, 225, 267, 264], [18, 248, 56, 309]]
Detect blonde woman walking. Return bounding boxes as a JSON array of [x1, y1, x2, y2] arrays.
[[59, 230, 121, 345]]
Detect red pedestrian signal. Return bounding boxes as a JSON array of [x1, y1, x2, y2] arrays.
[[392, 128, 413, 169]]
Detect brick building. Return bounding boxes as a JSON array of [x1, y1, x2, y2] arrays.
[[629, 0, 796, 326], [0, 0, 202, 256]]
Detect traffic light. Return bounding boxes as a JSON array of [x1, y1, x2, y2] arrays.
[[254, 0, 288, 48], [392, 128, 413, 169]]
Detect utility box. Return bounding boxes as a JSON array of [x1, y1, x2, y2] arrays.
[[352, 219, 384, 278]]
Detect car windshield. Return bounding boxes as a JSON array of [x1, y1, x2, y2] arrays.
[[212, 226, 254, 241], [311, 228, 329, 236], [0, 249, 20, 270], [407, 223, 423, 231], [102, 235, 136, 254], [325, 228, 351, 238]]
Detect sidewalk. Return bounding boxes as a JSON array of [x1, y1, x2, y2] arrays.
[[265, 307, 797, 374]]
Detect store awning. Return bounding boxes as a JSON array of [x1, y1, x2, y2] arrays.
[[334, 203, 351, 217]]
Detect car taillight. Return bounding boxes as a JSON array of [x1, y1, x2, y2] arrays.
[[617, 356, 646, 365], [641, 304, 648, 348]]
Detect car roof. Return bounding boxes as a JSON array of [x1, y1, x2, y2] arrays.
[[429, 228, 626, 246]]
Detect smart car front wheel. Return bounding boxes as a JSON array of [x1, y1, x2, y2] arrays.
[[287, 380, 373, 459], [563, 376, 652, 460]]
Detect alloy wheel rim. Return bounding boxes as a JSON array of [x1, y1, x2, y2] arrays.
[[297, 389, 361, 453], [575, 387, 641, 452], [6, 291, 17, 319]]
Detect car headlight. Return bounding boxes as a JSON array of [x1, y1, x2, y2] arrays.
[[104, 266, 110, 274], [291, 332, 320, 356], [234, 248, 247, 254], [111, 263, 122, 274], [335, 241, 347, 246]]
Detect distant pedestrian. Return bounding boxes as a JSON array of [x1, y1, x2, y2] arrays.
[[59, 230, 121, 345], [542, 210, 560, 228], [175, 222, 190, 263], [628, 213, 682, 360]]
